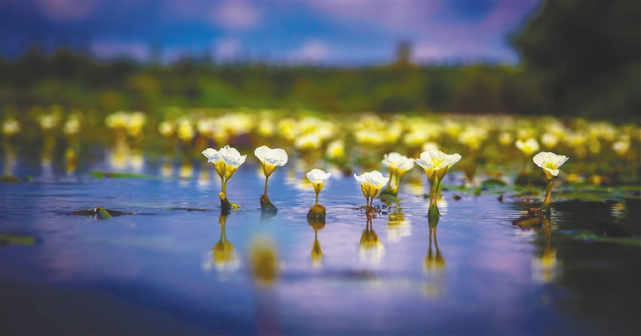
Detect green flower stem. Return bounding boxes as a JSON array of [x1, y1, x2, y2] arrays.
[[428, 178, 442, 219], [543, 178, 554, 210], [429, 178, 442, 208], [315, 192, 319, 205], [221, 223, 227, 243], [221, 177, 227, 195], [264, 176, 269, 196]]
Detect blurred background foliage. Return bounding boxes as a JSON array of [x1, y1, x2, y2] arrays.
[[0, 0, 639, 123]]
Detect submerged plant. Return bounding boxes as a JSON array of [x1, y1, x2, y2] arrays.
[[306, 169, 331, 218], [202, 145, 247, 212], [380, 152, 415, 196], [533, 151, 569, 212], [354, 171, 389, 211], [415, 150, 461, 218], [254, 146, 288, 212]]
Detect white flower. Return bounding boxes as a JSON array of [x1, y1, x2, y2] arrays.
[[422, 142, 439, 152], [220, 145, 246, 168], [63, 116, 81, 135], [354, 171, 389, 199], [516, 138, 540, 156], [2, 118, 21, 136], [307, 168, 331, 196], [533, 151, 569, 179], [158, 121, 175, 137], [295, 132, 322, 150], [326, 140, 345, 160], [612, 140, 630, 157], [498, 132, 513, 146], [202, 146, 246, 180], [382, 152, 415, 175], [177, 119, 195, 141], [541, 133, 559, 149], [202, 148, 225, 178], [202, 148, 220, 163], [254, 145, 288, 176], [415, 150, 462, 181], [39, 113, 60, 130], [306, 169, 331, 184]]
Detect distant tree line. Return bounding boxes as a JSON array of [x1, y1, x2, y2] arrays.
[[1, 0, 638, 123]]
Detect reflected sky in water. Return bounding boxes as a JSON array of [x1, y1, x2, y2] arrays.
[[1, 153, 639, 335]]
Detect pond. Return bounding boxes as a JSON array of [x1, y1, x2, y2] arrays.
[[1, 152, 640, 335]]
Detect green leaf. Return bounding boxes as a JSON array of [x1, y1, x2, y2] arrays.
[[0, 175, 21, 184], [0, 232, 37, 246], [88, 171, 149, 179]]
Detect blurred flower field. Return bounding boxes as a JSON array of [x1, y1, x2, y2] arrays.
[[2, 106, 640, 193]]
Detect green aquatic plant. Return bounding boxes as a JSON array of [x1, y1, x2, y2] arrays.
[[0, 232, 37, 246], [202, 146, 247, 212], [88, 171, 149, 179], [380, 152, 415, 196], [354, 171, 390, 211], [306, 169, 331, 218], [0, 175, 21, 184], [533, 151, 569, 212], [254, 146, 288, 212], [416, 150, 462, 219]]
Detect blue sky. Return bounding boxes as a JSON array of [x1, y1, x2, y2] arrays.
[[1, 1, 541, 65]]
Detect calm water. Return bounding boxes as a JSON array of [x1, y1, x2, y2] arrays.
[[1, 153, 640, 335]]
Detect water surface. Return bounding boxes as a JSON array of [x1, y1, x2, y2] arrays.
[[2, 156, 640, 335]]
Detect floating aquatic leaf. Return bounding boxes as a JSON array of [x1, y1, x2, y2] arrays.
[[481, 178, 507, 187], [72, 206, 134, 219], [88, 171, 149, 179], [168, 207, 210, 212], [0, 232, 38, 246], [378, 194, 400, 203], [512, 208, 545, 229], [561, 231, 641, 247], [0, 175, 21, 184]]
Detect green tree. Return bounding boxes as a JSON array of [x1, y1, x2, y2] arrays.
[[513, 0, 640, 121]]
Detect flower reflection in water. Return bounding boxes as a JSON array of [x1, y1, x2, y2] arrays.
[[359, 214, 384, 265], [203, 213, 239, 276], [532, 219, 562, 283], [386, 203, 412, 243], [249, 236, 280, 287], [424, 216, 445, 275], [423, 215, 445, 297], [308, 217, 325, 268]]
